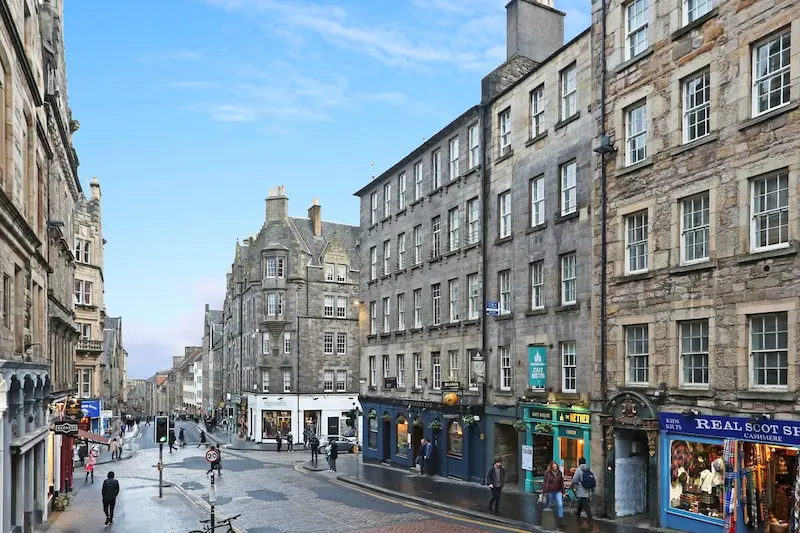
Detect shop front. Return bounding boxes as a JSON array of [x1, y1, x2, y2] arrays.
[[80, 399, 102, 434], [246, 394, 359, 444], [659, 411, 800, 533], [484, 405, 523, 489]]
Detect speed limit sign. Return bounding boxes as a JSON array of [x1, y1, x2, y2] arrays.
[[205, 449, 219, 463]]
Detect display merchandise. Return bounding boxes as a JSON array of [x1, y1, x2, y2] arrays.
[[669, 440, 725, 518], [739, 443, 796, 533]]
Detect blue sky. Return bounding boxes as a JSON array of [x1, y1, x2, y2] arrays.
[[64, 0, 590, 379]]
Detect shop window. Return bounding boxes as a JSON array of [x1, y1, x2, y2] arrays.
[[740, 442, 796, 529], [668, 440, 724, 518], [533, 434, 554, 477], [262, 411, 292, 440], [559, 436, 585, 479], [447, 421, 463, 457], [368, 413, 378, 450], [396, 416, 409, 457]]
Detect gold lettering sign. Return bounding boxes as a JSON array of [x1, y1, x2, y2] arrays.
[[557, 411, 591, 425]]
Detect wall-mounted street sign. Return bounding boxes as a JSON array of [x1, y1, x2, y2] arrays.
[[384, 377, 398, 389], [442, 381, 461, 391], [485, 301, 500, 317], [54, 421, 79, 436]]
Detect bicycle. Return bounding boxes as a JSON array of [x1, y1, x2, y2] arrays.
[[188, 513, 241, 533]]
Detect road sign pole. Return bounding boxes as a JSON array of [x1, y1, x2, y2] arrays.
[[158, 443, 163, 498], [210, 470, 216, 533]]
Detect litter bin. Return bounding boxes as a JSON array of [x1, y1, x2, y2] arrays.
[[531, 501, 545, 526]]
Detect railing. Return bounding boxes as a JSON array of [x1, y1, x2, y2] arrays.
[[77, 339, 103, 352]]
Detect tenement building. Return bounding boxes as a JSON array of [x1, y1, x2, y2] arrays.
[[355, 106, 486, 481], [482, 1, 593, 492], [223, 187, 361, 443], [593, 0, 800, 529]]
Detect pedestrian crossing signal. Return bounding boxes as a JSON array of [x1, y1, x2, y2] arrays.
[[155, 416, 169, 444]]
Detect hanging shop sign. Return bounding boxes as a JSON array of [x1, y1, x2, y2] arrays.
[[527, 346, 546, 390], [659, 412, 800, 447]]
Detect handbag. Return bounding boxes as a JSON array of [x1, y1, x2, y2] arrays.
[[685, 482, 701, 495]]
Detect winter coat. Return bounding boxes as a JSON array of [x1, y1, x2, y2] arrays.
[[109, 440, 119, 453], [542, 468, 565, 493], [570, 464, 591, 498], [486, 465, 506, 488]]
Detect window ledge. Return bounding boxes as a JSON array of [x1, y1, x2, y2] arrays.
[[554, 211, 579, 224], [427, 256, 442, 265], [526, 222, 547, 234], [428, 186, 444, 198], [410, 263, 423, 271], [381, 274, 391, 281], [461, 318, 480, 326], [395, 208, 407, 218], [392, 330, 406, 336], [495, 151, 514, 165], [669, 259, 717, 275], [443, 249, 459, 259], [670, 8, 719, 41], [379, 333, 391, 339], [526, 131, 548, 147], [394, 268, 407, 277], [495, 313, 513, 321], [444, 176, 462, 190], [555, 303, 580, 313], [617, 271, 654, 283], [739, 390, 793, 401], [554, 112, 581, 131], [367, 386, 377, 391], [736, 245, 797, 264], [615, 157, 654, 177], [409, 328, 423, 333], [461, 243, 480, 253], [369, 224, 378, 231], [614, 46, 654, 75], [494, 390, 515, 397], [366, 335, 377, 340], [367, 279, 378, 286], [670, 132, 719, 157], [738, 102, 799, 132], [670, 388, 714, 398], [494, 236, 513, 246], [463, 165, 481, 179], [409, 199, 424, 209], [381, 216, 391, 224], [525, 308, 547, 317]]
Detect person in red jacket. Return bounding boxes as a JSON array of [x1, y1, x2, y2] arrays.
[[542, 460, 565, 521]]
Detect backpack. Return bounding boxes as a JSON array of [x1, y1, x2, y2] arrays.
[[581, 468, 596, 489]]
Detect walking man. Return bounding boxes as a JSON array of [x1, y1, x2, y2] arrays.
[[198, 430, 207, 448], [486, 458, 505, 515], [275, 432, 282, 452], [328, 441, 338, 472], [310, 434, 319, 465], [178, 427, 186, 447], [102, 471, 120, 525], [168, 429, 177, 453], [570, 457, 595, 523], [424, 438, 434, 476], [417, 439, 427, 475], [286, 430, 293, 452]]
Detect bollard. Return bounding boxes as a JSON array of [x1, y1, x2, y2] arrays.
[[541, 508, 556, 530]]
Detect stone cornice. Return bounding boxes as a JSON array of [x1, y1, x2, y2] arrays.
[[44, 95, 79, 187], [0, 1, 43, 107], [0, 188, 41, 253]]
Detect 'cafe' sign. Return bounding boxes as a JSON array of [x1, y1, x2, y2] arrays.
[[659, 413, 800, 447]]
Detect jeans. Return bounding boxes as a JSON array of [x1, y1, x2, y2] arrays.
[[547, 491, 563, 518], [488, 487, 502, 512], [103, 498, 116, 521], [311, 447, 318, 463], [576, 497, 593, 520]]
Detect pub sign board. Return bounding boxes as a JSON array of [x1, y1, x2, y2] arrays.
[[54, 421, 79, 436]]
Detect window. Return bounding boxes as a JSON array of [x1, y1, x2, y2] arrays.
[[74, 280, 92, 306], [499, 270, 512, 315], [369, 301, 377, 335], [448, 207, 460, 251], [448, 350, 459, 380], [75, 238, 91, 264], [468, 124, 480, 169], [499, 191, 511, 238], [752, 31, 791, 116], [681, 193, 710, 263], [262, 371, 269, 392], [530, 175, 545, 226], [396, 416, 409, 457], [369, 356, 376, 386], [751, 171, 789, 252], [397, 233, 406, 270], [499, 346, 511, 391], [265, 256, 277, 277], [499, 108, 512, 155], [413, 225, 422, 264], [383, 354, 391, 379], [368, 412, 378, 449], [432, 150, 442, 189], [432, 352, 441, 390], [561, 65, 577, 119], [561, 342, 577, 393], [370, 247, 377, 280], [79, 323, 91, 340], [324, 295, 335, 318], [680, 321, 709, 386], [449, 137, 460, 179], [626, 102, 647, 165], [277, 292, 283, 315], [561, 253, 577, 305], [467, 273, 479, 319], [324, 370, 335, 392], [530, 261, 544, 310], [626, 0, 648, 59], [447, 421, 463, 457], [397, 355, 405, 387], [560, 162, 576, 216], [370, 192, 378, 224], [277, 258, 285, 278], [531, 85, 545, 138], [81, 369, 91, 398], [467, 198, 479, 245], [325, 263, 335, 281], [336, 296, 346, 318], [684, 0, 711, 24], [413, 289, 422, 328], [382, 297, 391, 333], [431, 283, 441, 325], [336, 370, 346, 392], [384, 183, 392, 218], [336, 332, 346, 354], [267, 293, 277, 316], [283, 332, 291, 354], [414, 162, 423, 201], [336, 264, 347, 283], [626, 325, 649, 384], [432, 216, 441, 258], [751, 313, 788, 387], [1, 275, 9, 328], [413, 353, 422, 388], [398, 173, 407, 210], [383, 240, 391, 276], [448, 278, 459, 322], [283, 369, 291, 392], [397, 293, 406, 331], [683, 71, 710, 143], [625, 212, 649, 274], [324, 332, 334, 354]]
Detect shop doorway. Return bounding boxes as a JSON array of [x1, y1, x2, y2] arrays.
[[411, 424, 423, 465], [614, 429, 649, 517], [327, 416, 339, 436], [382, 419, 391, 462], [494, 423, 519, 483]]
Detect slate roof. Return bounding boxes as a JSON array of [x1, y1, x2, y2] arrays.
[[289, 217, 360, 267]]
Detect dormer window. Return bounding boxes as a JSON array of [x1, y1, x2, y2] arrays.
[[263, 255, 285, 279]]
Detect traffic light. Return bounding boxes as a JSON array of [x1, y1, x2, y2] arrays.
[[155, 416, 169, 443], [345, 410, 356, 427]]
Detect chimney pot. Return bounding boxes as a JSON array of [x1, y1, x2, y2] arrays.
[[506, 0, 564, 63], [265, 185, 289, 224], [308, 201, 322, 237]]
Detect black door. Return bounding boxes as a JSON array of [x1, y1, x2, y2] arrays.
[[382, 420, 391, 462], [327, 416, 339, 436]]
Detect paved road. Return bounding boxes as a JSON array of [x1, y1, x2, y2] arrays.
[[136, 420, 210, 450]]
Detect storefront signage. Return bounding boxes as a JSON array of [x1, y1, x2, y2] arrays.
[[659, 412, 800, 446], [81, 400, 101, 418], [384, 377, 397, 389], [401, 400, 435, 410], [559, 426, 581, 438], [259, 398, 289, 410], [65, 399, 82, 419], [100, 410, 112, 419], [53, 421, 78, 436], [521, 445, 533, 471], [528, 409, 552, 421], [556, 410, 591, 426], [442, 381, 460, 391], [528, 346, 546, 390]]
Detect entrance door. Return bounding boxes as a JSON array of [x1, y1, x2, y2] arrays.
[[382, 420, 391, 462], [494, 423, 519, 483], [327, 416, 339, 436], [614, 429, 648, 517], [411, 424, 422, 464]]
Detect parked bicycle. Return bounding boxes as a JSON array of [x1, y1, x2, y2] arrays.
[[188, 513, 241, 533]]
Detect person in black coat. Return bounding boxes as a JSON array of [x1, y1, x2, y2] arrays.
[[329, 441, 339, 472], [486, 458, 506, 515], [197, 430, 207, 448], [102, 471, 120, 525]]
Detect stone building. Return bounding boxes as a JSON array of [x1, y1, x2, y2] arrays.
[[355, 105, 486, 481], [223, 187, 361, 443], [482, 0, 593, 491], [180, 347, 202, 414], [592, 0, 800, 528], [102, 317, 127, 424], [201, 304, 222, 416]]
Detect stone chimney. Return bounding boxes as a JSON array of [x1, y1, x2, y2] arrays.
[[265, 185, 288, 224], [506, 0, 564, 63], [90, 176, 101, 200], [308, 198, 322, 237]]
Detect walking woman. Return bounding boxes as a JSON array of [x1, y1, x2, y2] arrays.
[[542, 461, 565, 524]]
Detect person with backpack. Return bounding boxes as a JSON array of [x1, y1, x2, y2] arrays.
[[570, 457, 595, 522]]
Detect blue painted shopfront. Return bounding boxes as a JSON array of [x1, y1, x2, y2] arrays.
[[659, 412, 800, 533], [361, 398, 485, 483]]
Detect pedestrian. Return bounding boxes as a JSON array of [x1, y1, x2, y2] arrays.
[[286, 430, 293, 452], [85, 449, 97, 483], [178, 427, 186, 447], [416, 439, 427, 475], [145, 417, 151, 426], [198, 430, 207, 448], [328, 440, 338, 472], [168, 429, 177, 453], [275, 431, 282, 452], [570, 457, 595, 522], [424, 438, 434, 476], [542, 460, 565, 524], [78, 443, 88, 466], [109, 437, 119, 460], [486, 457, 506, 515], [310, 434, 319, 464], [206, 446, 222, 477], [102, 471, 120, 525]]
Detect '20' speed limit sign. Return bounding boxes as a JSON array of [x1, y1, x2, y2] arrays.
[[205, 449, 219, 463]]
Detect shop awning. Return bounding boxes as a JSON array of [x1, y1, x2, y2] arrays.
[[76, 430, 110, 445]]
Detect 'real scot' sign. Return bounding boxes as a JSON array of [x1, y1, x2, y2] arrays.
[[659, 412, 800, 447]]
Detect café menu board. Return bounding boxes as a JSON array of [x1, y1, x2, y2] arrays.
[[533, 435, 553, 477]]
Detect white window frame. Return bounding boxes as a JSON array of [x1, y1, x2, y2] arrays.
[[561, 65, 577, 119], [277, 258, 285, 278], [323, 295, 335, 318], [283, 369, 292, 392], [413, 289, 422, 328], [448, 350, 459, 380], [531, 261, 544, 310], [336, 296, 346, 318], [432, 216, 441, 257], [383, 354, 391, 380], [413, 353, 422, 389], [383, 240, 391, 276], [560, 162, 576, 216], [283, 332, 291, 354], [561, 253, 577, 305], [448, 207, 460, 251], [467, 198, 479, 245], [625, 0, 648, 60], [413, 225, 422, 265], [752, 31, 791, 117], [74, 280, 92, 306], [432, 150, 442, 189], [531, 85, 545, 138], [448, 278, 459, 322], [625, 212, 649, 274], [324, 370, 335, 392], [266, 257, 277, 278], [499, 191, 512, 238], [499, 108, 512, 156], [414, 162, 423, 201], [336, 332, 347, 355], [262, 371, 269, 392], [626, 325, 649, 385], [382, 297, 391, 334], [530, 175, 545, 226], [432, 352, 442, 390], [336, 370, 347, 392], [397, 293, 406, 331], [683, 70, 711, 144], [369, 356, 376, 387], [370, 192, 378, 225], [750, 171, 789, 253], [499, 346, 511, 391], [383, 183, 392, 219], [369, 301, 377, 335], [397, 233, 406, 270], [680, 320, 709, 387], [681, 193, 710, 264], [323, 332, 334, 354], [626, 102, 647, 166], [561, 342, 577, 393], [499, 270, 512, 315], [468, 124, 480, 169], [336, 264, 347, 283], [683, 0, 711, 25], [431, 283, 441, 325], [267, 293, 277, 316], [370, 247, 377, 280], [750, 313, 789, 389], [398, 172, 407, 210], [325, 262, 335, 281], [397, 355, 405, 387], [449, 137, 460, 179], [467, 273, 479, 320]]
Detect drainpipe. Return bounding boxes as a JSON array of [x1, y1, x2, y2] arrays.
[[479, 104, 489, 416], [599, 0, 609, 406]]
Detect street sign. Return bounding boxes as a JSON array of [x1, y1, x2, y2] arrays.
[[485, 301, 500, 317], [100, 410, 112, 418], [205, 449, 219, 463], [384, 377, 397, 389], [442, 381, 460, 391], [54, 421, 79, 436]]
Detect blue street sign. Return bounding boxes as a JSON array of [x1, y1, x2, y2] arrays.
[[81, 399, 102, 418], [485, 301, 500, 316]]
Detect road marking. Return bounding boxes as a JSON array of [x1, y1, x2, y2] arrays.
[[292, 463, 528, 533]]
